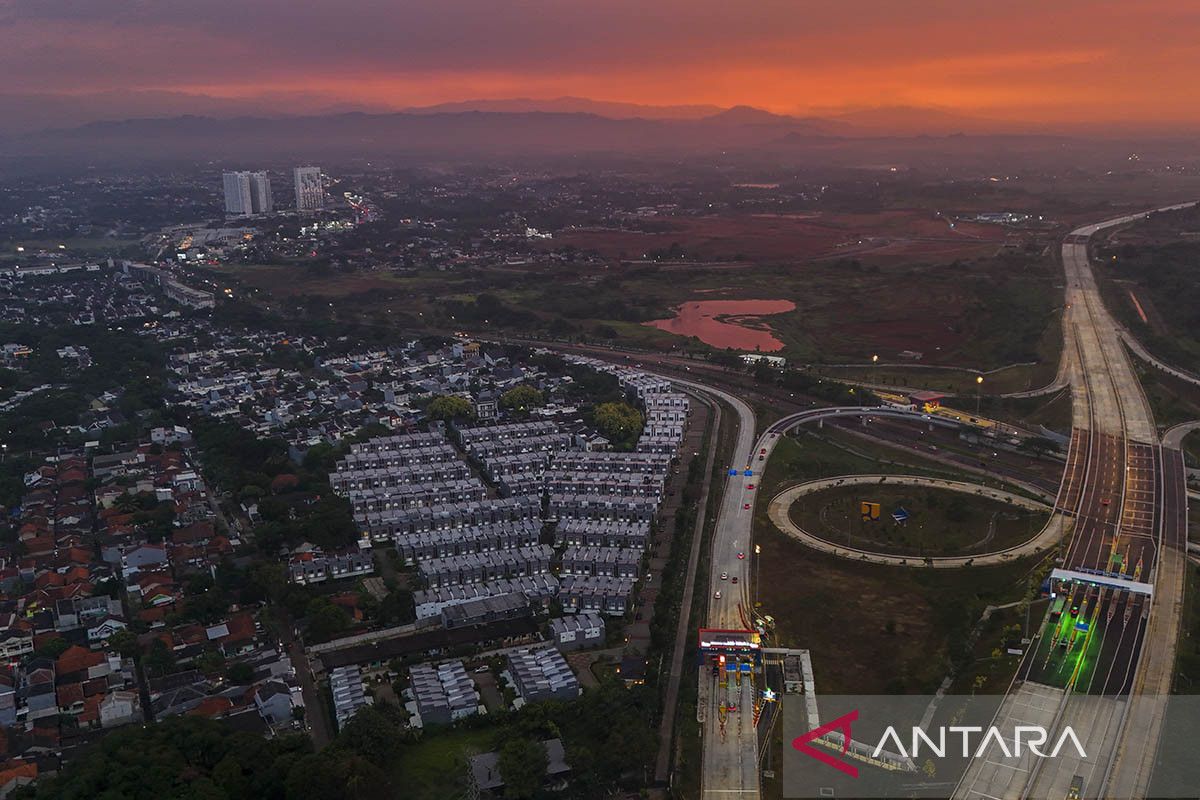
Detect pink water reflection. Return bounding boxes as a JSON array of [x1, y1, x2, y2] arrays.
[[644, 299, 795, 351]]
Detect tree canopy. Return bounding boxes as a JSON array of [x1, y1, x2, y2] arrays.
[[425, 394, 473, 422], [497, 737, 548, 799], [499, 385, 544, 415], [591, 401, 643, 449], [13, 716, 311, 800]]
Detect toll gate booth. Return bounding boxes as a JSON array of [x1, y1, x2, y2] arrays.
[[698, 628, 762, 672]]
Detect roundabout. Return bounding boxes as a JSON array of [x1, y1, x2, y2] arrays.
[[767, 474, 1068, 568]]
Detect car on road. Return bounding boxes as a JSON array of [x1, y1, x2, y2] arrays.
[[720, 572, 728, 580], [731, 577, 739, 584], [1100, 498, 1111, 506], [760, 448, 767, 454], [746, 483, 755, 490], [758, 454, 764, 461], [737, 551, 745, 560], [713, 590, 722, 599], [743, 503, 751, 510]]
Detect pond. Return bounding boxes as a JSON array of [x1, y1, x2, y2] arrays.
[[644, 299, 795, 351]]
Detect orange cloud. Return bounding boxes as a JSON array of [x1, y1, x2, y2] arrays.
[[3, 0, 1200, 129]]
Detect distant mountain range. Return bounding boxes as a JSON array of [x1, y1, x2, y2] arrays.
[[0, 90, 1023, 137], [399, 96, 727, 120], [0, 92, 1184, 170], [3, 108, 835, 163]]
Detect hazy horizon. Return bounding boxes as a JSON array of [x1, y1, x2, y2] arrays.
[[3, 0, 1200, 136]]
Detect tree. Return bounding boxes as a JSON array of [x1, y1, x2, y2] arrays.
[[144, 637, 178, 677], [212, 754, 249, 797], [500, 385, 545, 416], [195, 649, 227, 678], [284, 749, 390, 800], [14, 716, 312, 800], [34, 637, 70, 659], [497, 737, 548, 799], [375, 590, 415, 626], [426, 394, 473, 422], [305, 598, 350, 644], [242, 562, 287, 605], [337, 706, 403, 767], [592, 401, 643, 448], [107, 628, 139, 659], [301, 441, 344, 474], [228, 661, 256, 684]]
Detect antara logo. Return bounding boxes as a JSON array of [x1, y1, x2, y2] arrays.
[[791, 710, 860, 778], [792, 710, 1088, 777]]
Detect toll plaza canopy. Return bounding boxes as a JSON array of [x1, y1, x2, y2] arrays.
[[1051, 567, 1154, 597], [698, 628, 760, 654]]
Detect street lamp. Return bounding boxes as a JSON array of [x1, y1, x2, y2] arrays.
[[754, 544, 762, 607], [975, 374, 984, 416]]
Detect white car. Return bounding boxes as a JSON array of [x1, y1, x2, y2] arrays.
[[714, 590, 722, 600], [720, 572, 729, 581]]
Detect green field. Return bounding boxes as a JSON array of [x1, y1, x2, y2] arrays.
[[755, 429, 958, 497], [1175, 563, 1200, 694], [390, 727, 499, 800], [787, 484, 1048, 558]]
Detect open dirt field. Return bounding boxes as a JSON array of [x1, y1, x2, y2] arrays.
[[207, 264, 413, 298], [554, 209, 1009, 265], [210, 209, 1061, 372]]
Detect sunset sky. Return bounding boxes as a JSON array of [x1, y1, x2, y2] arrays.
[[3, 0, 1199, 129]]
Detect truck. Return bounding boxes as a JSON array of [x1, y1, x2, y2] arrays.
[[1049, 595, 1067, 622]]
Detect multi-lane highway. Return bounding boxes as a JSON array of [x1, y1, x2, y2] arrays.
[[663, 378, 761, 799], [954, 204, 1194, 800]]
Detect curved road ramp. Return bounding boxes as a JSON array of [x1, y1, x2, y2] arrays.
[[768, 474, 1061, 568]]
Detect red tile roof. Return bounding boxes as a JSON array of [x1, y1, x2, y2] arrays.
[[78, 694, 103, 724], [56, 682, 84, 709], [0, 761, 37, 791], [56, 645, 104, 675], [187, 696, 233, 718]]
